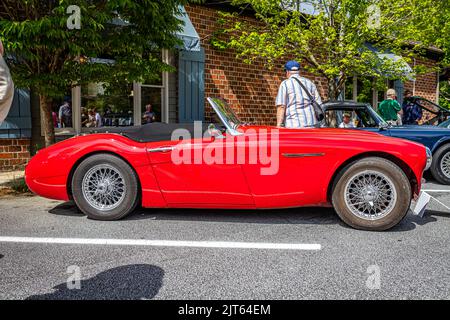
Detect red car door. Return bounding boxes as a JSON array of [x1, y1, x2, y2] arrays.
[[240, 127, 330, 208], [147, 136, 254, 208]]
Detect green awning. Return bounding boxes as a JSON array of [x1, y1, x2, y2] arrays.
[[175, 6, 201, 52]]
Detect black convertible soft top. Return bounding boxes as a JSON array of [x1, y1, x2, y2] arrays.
[[90, 123, 212, 143]]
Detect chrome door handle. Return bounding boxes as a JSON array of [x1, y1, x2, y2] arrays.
[[147, 146, 175, 153]]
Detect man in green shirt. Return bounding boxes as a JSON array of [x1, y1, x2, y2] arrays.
[[378, 89, 402, 125]]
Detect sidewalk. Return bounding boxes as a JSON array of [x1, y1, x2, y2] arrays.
[[0, 170, 25, 187]]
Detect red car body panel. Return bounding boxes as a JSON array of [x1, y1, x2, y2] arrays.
[[25, 125, 427, 210], [25, 135, 165, 207]]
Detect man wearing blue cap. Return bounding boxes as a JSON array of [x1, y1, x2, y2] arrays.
[[276, 60, 322, 128]]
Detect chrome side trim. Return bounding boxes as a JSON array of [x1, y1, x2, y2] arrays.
[[147, 147, 175, 153], [282, 153, 326, 158]]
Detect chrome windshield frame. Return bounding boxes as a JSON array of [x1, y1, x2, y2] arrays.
[[366, 104, 389, 127], [207, 97, 243, 136]]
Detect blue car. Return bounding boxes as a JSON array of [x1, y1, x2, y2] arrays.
[[322, 101, 450, 184]]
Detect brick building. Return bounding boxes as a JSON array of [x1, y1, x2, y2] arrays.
[[0, 2, 443, 171]]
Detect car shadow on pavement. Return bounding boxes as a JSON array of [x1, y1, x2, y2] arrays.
[[49, 201, 342, 226], [390, 210, 441, 232], [47, 202, 448, 231], [132, 206, 343, 226], [26, 264, 164, 300], [49, 201, 84, 217]]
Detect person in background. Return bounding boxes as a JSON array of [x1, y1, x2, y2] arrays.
[[402, 89, 422, 125], [81, 107, 89, 127], [85, 109, 96, 128], [0, 39, 14, 124], [58, 97, 72, 128], [143, 104, 156, 124], [378, 89, 402, 126], [103, 106, 113, 127], [276, 60, 323, 128], [339, 113, 355, 128], [52, 110, 59, 128], [93, 108, 102, 127]]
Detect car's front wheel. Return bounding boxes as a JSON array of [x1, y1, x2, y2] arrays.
[[71, 154, 139, 221], [332, 157, 411, 231], [430, 144, 450, 185]]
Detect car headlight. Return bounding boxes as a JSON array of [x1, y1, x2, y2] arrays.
[[425, 147, 432, 171]]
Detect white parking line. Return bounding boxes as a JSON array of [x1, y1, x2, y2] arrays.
[[0, 237, 321, 251], [422, 190, 450, 193]]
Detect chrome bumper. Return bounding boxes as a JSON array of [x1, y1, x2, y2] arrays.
[[425, 147, 432, 171], [412, 191, 431, 218]]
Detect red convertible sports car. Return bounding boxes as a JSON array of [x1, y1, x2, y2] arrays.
[[25, 98, 432, 231]]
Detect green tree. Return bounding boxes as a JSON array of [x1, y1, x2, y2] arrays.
[[213, 0, 437, 100], [440, 80, 450, 110], [400, 0, 450, 65], [0, 0, 197, 147]]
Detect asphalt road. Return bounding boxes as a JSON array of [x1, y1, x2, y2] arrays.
[[0, 181, 449, 300]]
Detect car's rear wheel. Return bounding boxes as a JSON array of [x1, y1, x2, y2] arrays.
[[332, 157, 411, 231], [430, 144, 450, 185], [71, 154, 139, 221]]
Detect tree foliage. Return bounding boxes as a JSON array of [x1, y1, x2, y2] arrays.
[[213, 0, 442, 99], [0, 0, 198, 146]]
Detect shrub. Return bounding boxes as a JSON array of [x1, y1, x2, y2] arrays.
[[9, 178, 30, 194]]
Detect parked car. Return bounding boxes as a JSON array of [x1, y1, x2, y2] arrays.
[[322, 101, 450, 184], [438, 118, 450, 129], [405, 96, 450, 126], [25, 98, 430, 231]]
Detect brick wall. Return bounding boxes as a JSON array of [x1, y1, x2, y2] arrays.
[[186, 4, 439, 125], [0, 139, 30, 172], [186, 4, 328, 125], [404, 57, 438, 102]]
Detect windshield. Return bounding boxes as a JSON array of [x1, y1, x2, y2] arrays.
[[207, 97, 242, 131], [368, 106, 388, 126], [324, 105, 387, 128], [407, 97, 449, 125]]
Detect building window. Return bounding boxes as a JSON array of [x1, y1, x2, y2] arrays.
[[81, 82, 134, 128], [140, 64, 165, 124], [141, 86, 164, 124], [344, 76, 404, 110], [356, 77, 374, 104], [68, 50, 170, 134], [53, 89, 74, 136]]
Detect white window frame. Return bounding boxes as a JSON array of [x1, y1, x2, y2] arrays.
[[345, 76, 386, 110], [65, 49, 170, 135], [49, 86, 79, 136]]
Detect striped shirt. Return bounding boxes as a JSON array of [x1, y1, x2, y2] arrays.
[[275, 74, 322, 128]]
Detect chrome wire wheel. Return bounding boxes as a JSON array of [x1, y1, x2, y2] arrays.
[[344, 170, 397, 221], [81, 164, 126, 212], [440, 152, 450, 179]]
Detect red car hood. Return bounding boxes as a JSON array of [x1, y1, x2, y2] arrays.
[[241, 125, 380, 138], [239, 125, 425, 148]]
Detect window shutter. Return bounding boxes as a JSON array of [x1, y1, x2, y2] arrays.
[[0, 89, 31, 138], [178, 48, 205, 123]]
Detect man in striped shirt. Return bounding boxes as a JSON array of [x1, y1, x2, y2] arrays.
[[0, 39, 14, 124], [276, 60, 322, 128]]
